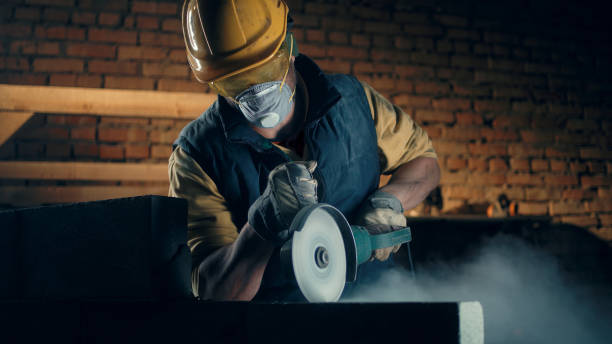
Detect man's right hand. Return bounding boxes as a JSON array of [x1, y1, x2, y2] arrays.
[[248, 161, 318, 244]]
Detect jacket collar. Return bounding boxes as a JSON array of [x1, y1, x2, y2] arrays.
[[217, 54, 342, 147]]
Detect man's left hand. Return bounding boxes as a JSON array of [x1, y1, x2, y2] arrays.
[[353, 190, 406, 261]]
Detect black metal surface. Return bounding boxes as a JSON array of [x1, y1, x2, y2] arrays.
[[0, 196, 192, 300], [0, 301, 462, 344]]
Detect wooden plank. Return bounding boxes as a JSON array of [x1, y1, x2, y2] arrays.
[[0, 161, 168, 181], [0, 185, 169, 206], [0, 111, 34, 146], [0, 84, 216, 119]]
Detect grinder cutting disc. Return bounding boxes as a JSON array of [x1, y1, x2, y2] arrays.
[[290, 204, 347, 302]]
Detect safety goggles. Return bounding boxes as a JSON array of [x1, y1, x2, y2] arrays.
[[209, 34, 296, 103]]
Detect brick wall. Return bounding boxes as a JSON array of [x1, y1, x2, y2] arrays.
[[1, 0, 611, 241]]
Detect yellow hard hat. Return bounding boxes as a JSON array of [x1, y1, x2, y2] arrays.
[[182, 0, 289, 83]]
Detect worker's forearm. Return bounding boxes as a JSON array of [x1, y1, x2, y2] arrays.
[[380, 157, 440, 211], [196, 223, 275, 301]]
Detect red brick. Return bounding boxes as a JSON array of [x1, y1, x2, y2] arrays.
[[561, 216, 597, 227], [586, 162, 605, 174], [296, 14, 321, 28], [97, 12, 120, 26], [446, 157, 467, 170], [586, 200, 612, 212], [562, 189, 595, 200], [489, 158, 508, 172], [600, 214, 612, 226], [125, 144, 149, 159], [468, 143, 507, 156], [66, 43, 116, 58], [517, 202, 548, 215], [508, 144, 544, 157], [467, 173, 506, 185], [451, 55, 487, 69], [89, 28, 136, 44], [157, 79, 208, 93], [151, 119, 174, 128], [37, 42, 61, 55], [326, 46, 368, 60], [99, 145, 124, 160], [402, 24, 443, 36], [411, 52, 449, 66], [394, 65, 434, 78], [43, 8, 70, 22], [435, 14, 468, 27], [415, 82, 450, 95], [414, 110, 454, 124], [393, 94, 431, 109], [98, 128, 127, 142], [455, 112, 483, 126], [305, 29, 324, 43], [432, 98, 471, 111], [520, 130, 554, 144], [142, 63, 188, 78], [35, 25, 85, 40], [445, 185, 484, 200], [1, 57, 29, 71], [510, 158, 530, 171], [433, 141, 468, 155], [474, 100, 510, 113], [549, 160, 567, 172], [327, 31, 348, 45], [299, 44, 325, 58], [0, 73, 46, 85], [493, 87, 529, 99], [507, 174, 543, 186], [350, 6, 389, 20], [544, 175, 579, 186], [72, 11, 96, 25], [442, 127, 481, 141], [549, 201, 584, 216], [71, 127, 96, 140], [481, 128, 519, 142], [525, 188, 561, 201], [0, 23, 32, 38], [104, 76, 155, 90], [151, 144, 172, 159], [100, 118, 148, 126], [350, 34, 371, 47], [33, 58, 83, 72], [582, 176, 612, 187], [530, 159, 549, 172], [139, 31, 183, 47], [46, 143, 71, 158], [73, 143, 98, 157], [580, 148, 612, 160], [365, 22, 401, 34], [9, 41, 36, 55], [88, 60, 138, 75], [394, 12, 429, 23], [492, 115, 530, 128], [27, 0, 74, 6], [447, 28, 479, 40], [440, 170, 469, 184], [150, 129, 181, 144], [15, 7, 41, 21], [17, 127, 69, 140], [132, 1, 177, 15], [546, 146, 579, 159], [468, 158, 488, 172], [162, 18, 180, 32]]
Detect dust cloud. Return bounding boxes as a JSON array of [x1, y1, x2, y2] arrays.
[[341, 235, 612, 344]]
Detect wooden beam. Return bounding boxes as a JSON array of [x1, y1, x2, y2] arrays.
[[0, 161, 168, 181], [0, 185, 169, 206], [0, 111, 34, 146], [0, 84, 216, 119]]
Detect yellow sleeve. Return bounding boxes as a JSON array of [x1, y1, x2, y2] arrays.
[[360, 81, 437, 174], [168, 146, 238, 296]]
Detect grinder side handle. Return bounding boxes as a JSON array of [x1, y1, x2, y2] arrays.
[[350, 226, 412, 265]]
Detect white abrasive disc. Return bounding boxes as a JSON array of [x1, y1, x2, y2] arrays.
[[292, 206, 347, 302]]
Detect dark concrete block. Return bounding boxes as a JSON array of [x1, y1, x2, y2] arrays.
[[0, 196, 191, 300]]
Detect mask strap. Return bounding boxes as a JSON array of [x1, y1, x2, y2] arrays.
[[279, 34, 294, 93]]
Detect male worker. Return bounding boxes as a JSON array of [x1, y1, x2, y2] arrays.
[[169, 0, 440, 301]]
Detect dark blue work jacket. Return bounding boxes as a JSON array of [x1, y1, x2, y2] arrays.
[[174, 55, 388, 300]]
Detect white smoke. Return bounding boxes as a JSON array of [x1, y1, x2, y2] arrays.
[[341, 235, 612, 344]]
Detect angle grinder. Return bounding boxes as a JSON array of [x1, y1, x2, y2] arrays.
[[279, 203, 412, 302]]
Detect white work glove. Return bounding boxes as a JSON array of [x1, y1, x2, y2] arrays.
[[353, 190, 406, 261], [248, 161, 318, 245]]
